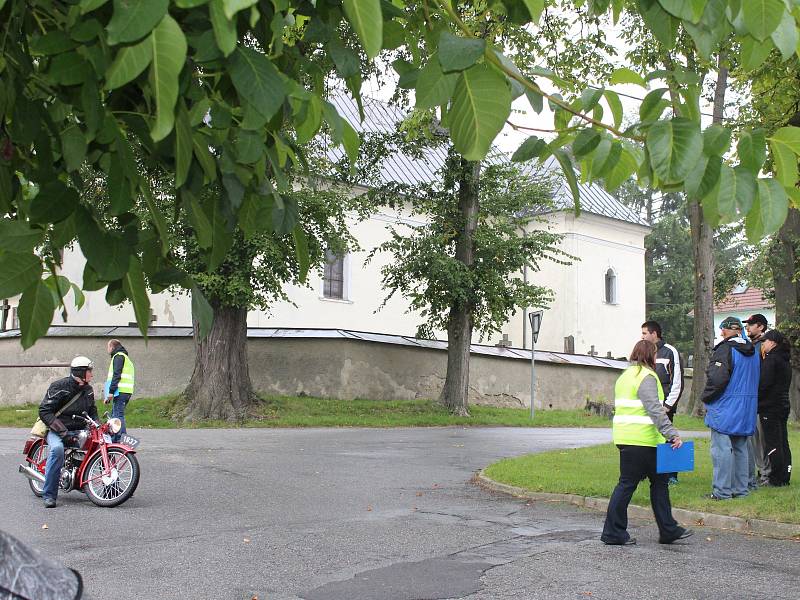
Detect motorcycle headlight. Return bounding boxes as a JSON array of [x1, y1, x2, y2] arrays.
[[108, 418, 122, 434]]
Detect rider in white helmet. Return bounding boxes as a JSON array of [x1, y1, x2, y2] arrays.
[[37, 356, 98, 508]]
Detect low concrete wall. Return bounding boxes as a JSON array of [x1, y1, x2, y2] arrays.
[[0, 334, 622, 409]]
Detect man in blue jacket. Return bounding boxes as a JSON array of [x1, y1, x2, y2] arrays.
[[701, 316, 760, 500]]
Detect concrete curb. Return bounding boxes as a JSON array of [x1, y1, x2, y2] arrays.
[[475, 471, 800, 541]]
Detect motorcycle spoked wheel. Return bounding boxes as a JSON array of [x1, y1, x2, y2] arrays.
[[27, 442, 47, 497], [82, 449, 140, 507]]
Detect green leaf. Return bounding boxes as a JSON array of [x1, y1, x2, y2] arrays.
[[182, 190, 214, 248], [149, 15, 187, 142], [206, 197, 233, 271], [105, 35, 153, 89], [639, 88, 670, 122], [141, 185, 170, 255], [739, 34, 774, 70], [234, 130, 264, 164], [553, 149, 581, 212], [609, 67, 646, 87], [342, 121, 360, 166], [193, 133, 217, 182], [29, 181, 80, 224], [122, 256, 151, 339], [658, 0, 708, 23], [746, 178, 789, 241], [416, 54, 459, 110], [60, 126, 87, 172], [343, 0, 383, 59], [106, 0, 168, 45], [70, 283, 86, 310], [770, 9, 799, 59], [448, 63, 511, 161], [81, 0, 111, 13], [0, 220, 44, 253], [174, 102, 193, 187], [526, 88, 544, 114], [685, 154, 721, 198], [702, 124, 731, 156], [572, 128, 601, 157], [438, 31, 487, 72], [737, 129, 767, 174], [603, 90, 623, 129], [29, 31, 78, 56], [769, 126, 800, 187], [637, 0, 680, 48], [292, 224, 310, 283], [229, 47, 287, 124], [223, 0, 256, 19], [210, 0, 237, 56], [328, 37, 360, 79], [646, 118, 703, 184], [523, 0, 545, 21], [0, 252, 42, 298], [712, 164, 756, 223], [295, 96, 323, 145], [191, 285, 214, 340], [176, 0, 210, 6], [511, 136, 546, 162], [742, 0, 785, 41], [18, 280, 55, 349], [603, 144, 639, 191]]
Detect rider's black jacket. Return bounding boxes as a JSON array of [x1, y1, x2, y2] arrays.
[[38, 377, 98, 435]]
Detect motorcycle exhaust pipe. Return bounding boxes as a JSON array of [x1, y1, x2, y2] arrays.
[[19, 464, 45, 484]]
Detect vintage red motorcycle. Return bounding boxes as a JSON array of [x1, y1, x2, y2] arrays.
[[19, 413, 140, 507]]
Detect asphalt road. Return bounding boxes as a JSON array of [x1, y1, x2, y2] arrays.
[[1, 426, 798, 600]]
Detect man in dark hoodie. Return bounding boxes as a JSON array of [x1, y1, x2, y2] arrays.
[[758, 329, 793, 486], [701, 316, 760, 500], [105, 338, 135, 443]]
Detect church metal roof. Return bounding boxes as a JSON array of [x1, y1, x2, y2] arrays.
[[329, 95, 649, 228]]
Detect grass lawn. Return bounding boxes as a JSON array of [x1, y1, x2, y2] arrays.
[[0, 394, 708, 429], [484, 434, 800, 524]]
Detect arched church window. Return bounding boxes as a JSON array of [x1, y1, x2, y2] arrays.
[[604, 268, 617, 304]]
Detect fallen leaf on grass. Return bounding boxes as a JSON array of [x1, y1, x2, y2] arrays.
[[243, 538, 251, 543], [367, 505, 372, 511], [706, 537, 712, 542], [41, 524, 48, 530]]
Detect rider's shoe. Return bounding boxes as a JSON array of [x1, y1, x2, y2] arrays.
[[43, 498, 57, 508]]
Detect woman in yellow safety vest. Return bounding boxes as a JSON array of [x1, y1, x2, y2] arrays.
[[600, 340, 693, 546]]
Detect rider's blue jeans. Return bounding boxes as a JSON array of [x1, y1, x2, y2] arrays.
[[43, 431, 65, 501]]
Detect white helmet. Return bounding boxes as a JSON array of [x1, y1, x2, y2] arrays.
[[70, 356, 94, 369], [70, 356, 94, 379]]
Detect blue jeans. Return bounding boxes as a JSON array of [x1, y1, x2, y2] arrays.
[[111, 393, 131, 442], [43, 431, 65, 501], [710, 429, 750, 499]]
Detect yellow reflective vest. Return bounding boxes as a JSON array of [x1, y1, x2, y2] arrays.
[[106, 352, 135, 395], [612, 366, 665, 447]]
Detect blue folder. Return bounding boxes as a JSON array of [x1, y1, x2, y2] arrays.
[[656, 440, 694, 473]]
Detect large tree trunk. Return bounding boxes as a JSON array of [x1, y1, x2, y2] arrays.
[[773, 208, 800, 420], [184, 301, 255, 421], [440, 158, 480, 417], [686, 57, 727, 417]]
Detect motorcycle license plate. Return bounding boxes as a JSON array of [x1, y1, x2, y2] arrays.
[[120, 434, 140, 449]]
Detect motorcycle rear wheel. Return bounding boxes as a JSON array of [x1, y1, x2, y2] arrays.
[[83, 449, 140, 507], [27, 442, 47, 497]]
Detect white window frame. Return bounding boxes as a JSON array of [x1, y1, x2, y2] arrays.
[[320, 251, 352, 303], [604, 267, 618, 305]]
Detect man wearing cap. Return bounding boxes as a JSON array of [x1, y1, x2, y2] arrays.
[[743, 313, 771, 487], [701, 316, 760, 500]]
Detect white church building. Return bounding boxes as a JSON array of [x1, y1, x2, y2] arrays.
[[9, 97, 650, 360]]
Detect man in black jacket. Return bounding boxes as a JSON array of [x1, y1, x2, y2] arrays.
[[758, 329, 793, 486], [38, 357, 98, 508], [743, 313, 771, 486]]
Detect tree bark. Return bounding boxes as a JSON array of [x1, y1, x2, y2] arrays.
[[773, 208, 800, 420], [440, 158, 480, 417], [686, 57, 727, 417], [184, 300, 255, 421]]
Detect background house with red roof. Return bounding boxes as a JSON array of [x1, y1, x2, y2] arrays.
[[713, 284, 775, 330]]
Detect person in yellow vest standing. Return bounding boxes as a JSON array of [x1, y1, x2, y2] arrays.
[[104, 339, 135, 443], [601, 340, 693, 546]]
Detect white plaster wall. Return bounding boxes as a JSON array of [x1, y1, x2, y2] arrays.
[[22, 207, 646, 361]]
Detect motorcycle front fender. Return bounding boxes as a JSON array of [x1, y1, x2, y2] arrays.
[[77, 444, 137, 487]]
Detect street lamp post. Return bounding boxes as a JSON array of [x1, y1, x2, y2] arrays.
[[528, 310, 543, 420]]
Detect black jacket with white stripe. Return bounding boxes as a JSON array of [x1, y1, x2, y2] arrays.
[[655, 340, 684, 413]]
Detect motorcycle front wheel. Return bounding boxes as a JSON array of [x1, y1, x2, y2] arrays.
[[83, 449, 140, 507], [27, 442, 47, 497]]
